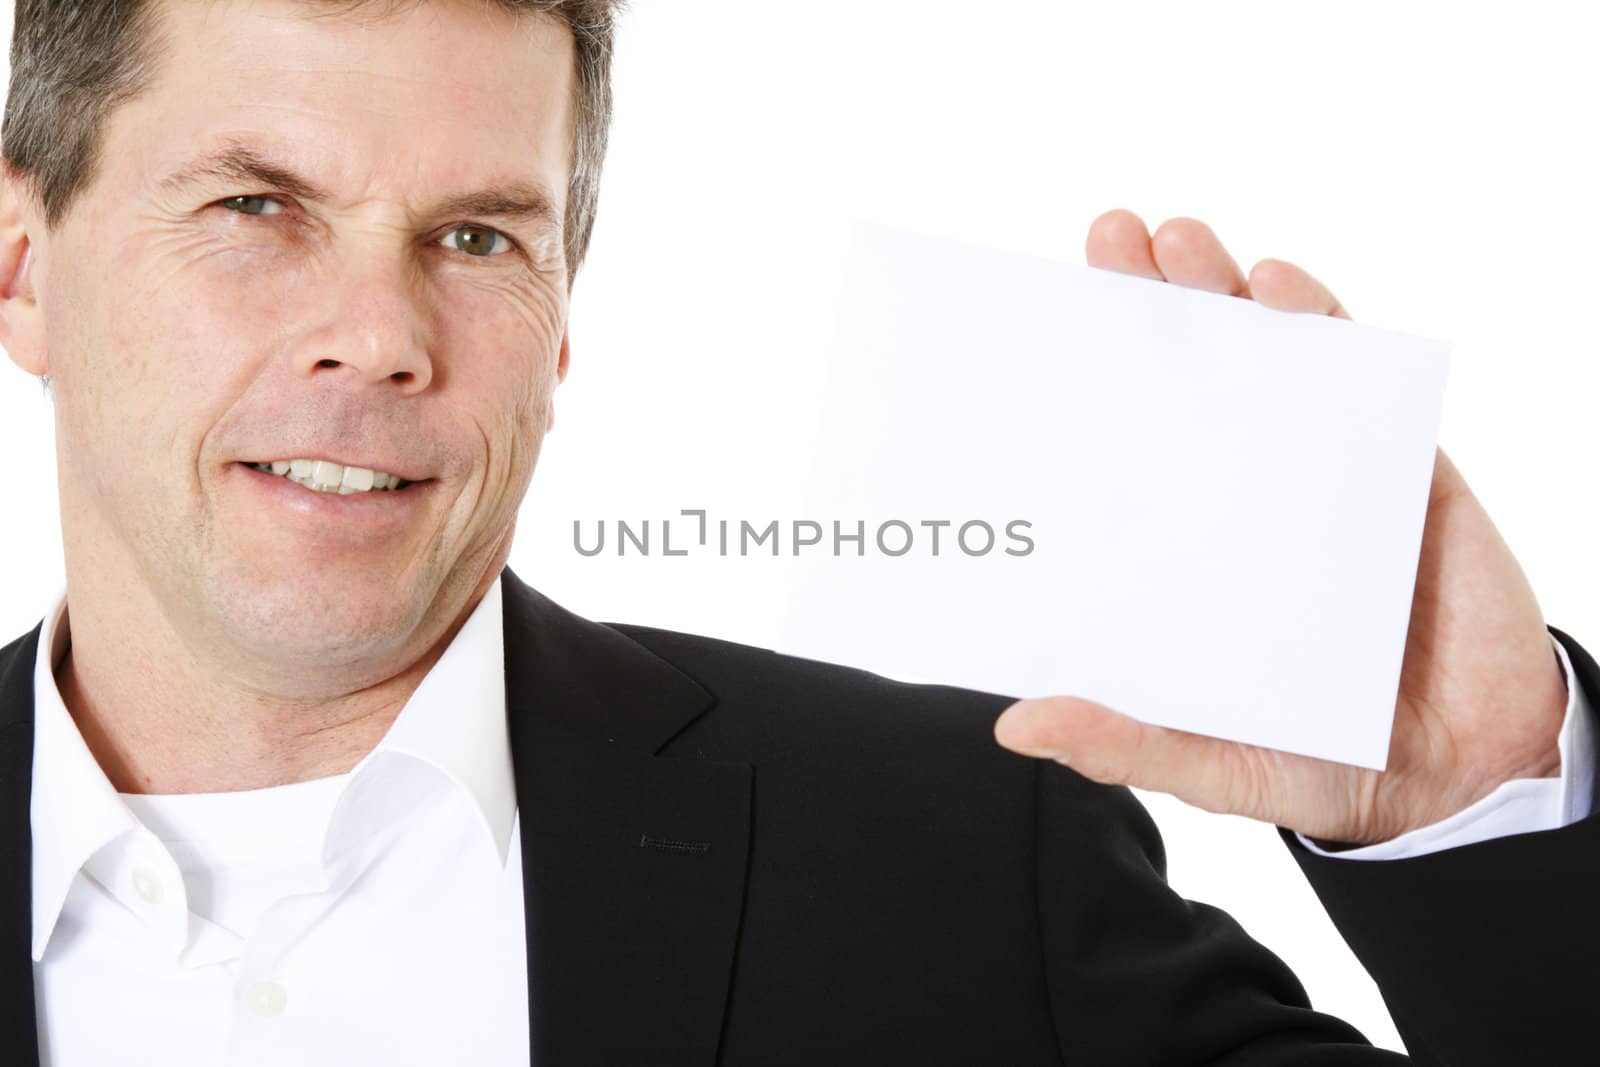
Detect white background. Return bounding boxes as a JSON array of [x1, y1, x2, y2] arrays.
[[5, 1, 1599, 1054]]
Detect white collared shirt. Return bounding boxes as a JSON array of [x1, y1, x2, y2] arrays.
[[29, 579, 530, 1066]]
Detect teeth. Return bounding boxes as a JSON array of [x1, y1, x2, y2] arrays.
[[310, 460, 342, 490], [248, 459, 409, 495], [341, 465, 374, 493]]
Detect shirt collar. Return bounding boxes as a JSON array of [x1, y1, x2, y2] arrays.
[[29, 577, 516, 962], [350, 575, 517, 866], [30, 594, 139, 962]]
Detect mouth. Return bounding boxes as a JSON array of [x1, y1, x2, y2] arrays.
[[245, 459, 416, 495]]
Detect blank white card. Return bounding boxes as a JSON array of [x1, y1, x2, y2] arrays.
[[779, 225, 1450, 769]]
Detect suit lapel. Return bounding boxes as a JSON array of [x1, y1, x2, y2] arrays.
[[0, 627, 42, 1067], [501, 570, 753, 1066]]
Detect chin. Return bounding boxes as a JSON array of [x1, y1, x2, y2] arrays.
[[200, 561, 436, 678]]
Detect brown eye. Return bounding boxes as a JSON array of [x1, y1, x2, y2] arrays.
[[444, 224, 512, 257]]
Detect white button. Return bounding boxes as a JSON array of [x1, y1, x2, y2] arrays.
[[243, 980, 288, 1019], [131, 867, 163, 905]]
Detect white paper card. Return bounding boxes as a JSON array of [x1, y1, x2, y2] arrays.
[[779, 225, 1450, 770]]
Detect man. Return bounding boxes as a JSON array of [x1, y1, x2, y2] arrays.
[[0, 0, 1592, 1064]]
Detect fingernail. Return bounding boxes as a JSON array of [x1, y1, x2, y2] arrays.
[[1053, 755, 1072, 768]]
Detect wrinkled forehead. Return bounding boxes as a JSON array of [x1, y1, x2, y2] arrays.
[[101, 0, 576, 216]]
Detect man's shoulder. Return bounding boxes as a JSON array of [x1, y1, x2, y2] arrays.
[[497, 574, 1110, 818], [598, 619, 1023, 769], [610, 620, 1013, 721]]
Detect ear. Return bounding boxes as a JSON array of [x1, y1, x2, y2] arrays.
[[0, 169, 47, 377], [545, 325, 570, 432]]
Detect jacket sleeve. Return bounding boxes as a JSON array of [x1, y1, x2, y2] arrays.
[[1034, 758, 1408, 1064], [1283, 624, 1600, 1067]]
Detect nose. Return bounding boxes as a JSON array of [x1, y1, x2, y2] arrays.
[[291, 255, 435, 395]]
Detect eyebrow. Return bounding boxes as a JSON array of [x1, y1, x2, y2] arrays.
[[158, 138, 563, 236]]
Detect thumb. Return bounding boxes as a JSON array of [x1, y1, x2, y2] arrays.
[[992, 696, 1264, 817]]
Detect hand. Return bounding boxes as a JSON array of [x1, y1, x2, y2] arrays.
[[992, 209, 1570, 846]]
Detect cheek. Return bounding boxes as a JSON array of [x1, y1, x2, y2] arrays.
[[126, 233, 312, 377], [49, 233, 270, 491], [441, 273, 564, 415], [433, 278, 564, 507], [106, 226, 296, 389]]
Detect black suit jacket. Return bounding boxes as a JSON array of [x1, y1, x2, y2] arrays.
[[0, 568, 1595, 1064]]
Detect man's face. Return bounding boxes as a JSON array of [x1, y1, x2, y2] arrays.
[[16, 0, 574, 691]]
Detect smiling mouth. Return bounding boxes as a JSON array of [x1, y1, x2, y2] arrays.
[[247, 459, 414, 495]]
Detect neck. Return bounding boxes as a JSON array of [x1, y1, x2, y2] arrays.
[[57, 637, 424, 796], [52, 559, 503, 797]]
